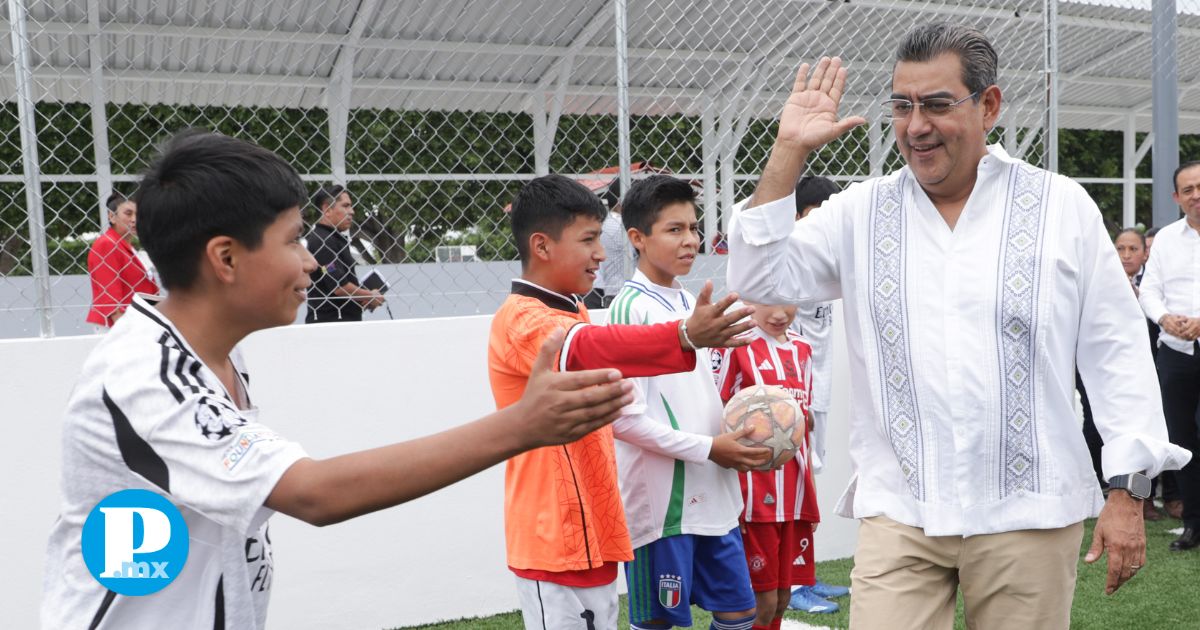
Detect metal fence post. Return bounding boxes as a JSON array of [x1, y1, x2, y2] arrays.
[[1044, 0, 1059, 173], [8, 0, 54, 337], [613, 0, 632, 199], [88, 0, 113, 230], [1152, 0, 1180, 229]]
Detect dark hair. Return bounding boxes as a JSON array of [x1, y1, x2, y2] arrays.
[[1146, 226, 1162, 238], [1173, 160, 1200, 192], [105, 191, 128, 214], [896, 23, 997, 99], [510, 174, 607, 266], [1115, 227, 1146, 247], [134, 130, 307, 289], [312, 184, 347, 213], [620, 175, 698, 236], [794, 176, 840, 215]]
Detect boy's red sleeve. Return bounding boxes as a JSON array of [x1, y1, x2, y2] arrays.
[[560, 321, 696, 376]]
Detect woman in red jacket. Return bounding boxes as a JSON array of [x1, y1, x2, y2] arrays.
[[86, 192, 159, 328]]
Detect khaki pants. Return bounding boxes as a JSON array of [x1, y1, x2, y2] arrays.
[[849, 516, 1084, 630]]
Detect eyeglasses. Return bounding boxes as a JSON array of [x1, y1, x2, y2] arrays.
[[881, 92, 978, 120]]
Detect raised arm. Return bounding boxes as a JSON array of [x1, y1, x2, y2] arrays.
[[751, 57, 866, 208], [727, 58, 864, 305]]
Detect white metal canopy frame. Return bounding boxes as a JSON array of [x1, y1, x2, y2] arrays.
[[0, 0, 1194, 338]]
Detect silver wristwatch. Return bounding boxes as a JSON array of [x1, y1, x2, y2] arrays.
[[1107, 473, 1151, 500]]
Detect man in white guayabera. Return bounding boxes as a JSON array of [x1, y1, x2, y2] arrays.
[[726, 22, 1190, 630]]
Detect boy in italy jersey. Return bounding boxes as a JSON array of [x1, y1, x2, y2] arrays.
[[609, 175, 770, 630]]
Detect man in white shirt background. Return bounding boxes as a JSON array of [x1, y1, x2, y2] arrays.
[[727, 22, 1189, 630], [1139, 160, 1200, 551]]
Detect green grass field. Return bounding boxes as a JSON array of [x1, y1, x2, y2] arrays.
[[398, 515, 1200, 629]]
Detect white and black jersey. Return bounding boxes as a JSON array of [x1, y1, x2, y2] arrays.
[[42, 295, 307, 629]]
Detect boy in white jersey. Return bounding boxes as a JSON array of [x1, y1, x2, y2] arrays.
[[609, 175, 770, 630], [41, 131, 635, 630]]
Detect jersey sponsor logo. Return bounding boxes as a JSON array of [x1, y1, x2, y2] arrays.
[[687, 493, 706, 506], [757, 359, 773, 371], [658, 574, 683, 608], [194, 396, 246, 440], [81, 489, 189, 596], [749, 554, 767, 573], [763, 493, 775, 505], [222, 428, 282, 472]]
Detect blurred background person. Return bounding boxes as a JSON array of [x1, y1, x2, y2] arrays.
[[584, 201, 627, 309], [1140, 162, 1200, 548], [86, 192, 159, 330], [1145, 226, 1162, 259], [305, 184, 385, 323]]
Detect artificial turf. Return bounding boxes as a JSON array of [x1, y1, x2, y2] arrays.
[[398, 515, 1200, 629]]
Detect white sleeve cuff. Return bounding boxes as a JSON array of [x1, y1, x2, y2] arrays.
[[733, 196, 797, 246], [1101, 433, 1193, 479]]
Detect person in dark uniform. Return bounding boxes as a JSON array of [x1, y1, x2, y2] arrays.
[[305, 184, 384, 323]]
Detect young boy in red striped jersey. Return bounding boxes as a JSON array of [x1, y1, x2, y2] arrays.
[[713, 302, 829, 629]]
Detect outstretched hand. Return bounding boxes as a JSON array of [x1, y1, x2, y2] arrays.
[[520, 329, 635, 448], [777, 56, 867, 153], [681, 281, 756, 349]]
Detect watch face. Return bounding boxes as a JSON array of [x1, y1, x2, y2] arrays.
[[1131, 474, 1152, 499]]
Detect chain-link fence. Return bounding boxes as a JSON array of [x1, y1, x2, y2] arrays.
[[0, 0, 1194, 338]]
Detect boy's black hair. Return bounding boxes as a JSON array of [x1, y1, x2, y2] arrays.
[[105, 191, 128, 214], [1173, 160, 1200, 191], [312, 184, 347, 213], [134, 130, 308, 290], [794, 175, 840, 213], [620, 175, 697, 236], [510, 174, 607, 266], [1146, 226, 1162, 238]]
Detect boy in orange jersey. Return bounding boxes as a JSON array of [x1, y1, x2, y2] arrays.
[[489, 174, 755, 629]]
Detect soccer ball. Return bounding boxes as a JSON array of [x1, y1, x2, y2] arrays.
[[722, 384, 804, 471]]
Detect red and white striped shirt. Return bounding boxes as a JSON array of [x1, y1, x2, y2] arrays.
[[714, 328, 819, 523]]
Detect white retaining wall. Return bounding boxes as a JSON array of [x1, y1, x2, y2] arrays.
[[1, 306, 856, 629]]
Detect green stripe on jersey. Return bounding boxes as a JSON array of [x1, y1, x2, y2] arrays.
[[660, 395, 686, 538], [607, 288, 626, 323], [609, 286, 639, 324]]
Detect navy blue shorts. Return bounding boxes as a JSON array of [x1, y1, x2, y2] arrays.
[[624, 528, 756, 626]]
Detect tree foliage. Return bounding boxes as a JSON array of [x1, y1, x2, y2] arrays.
[[0, 101, 1195, 275]]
